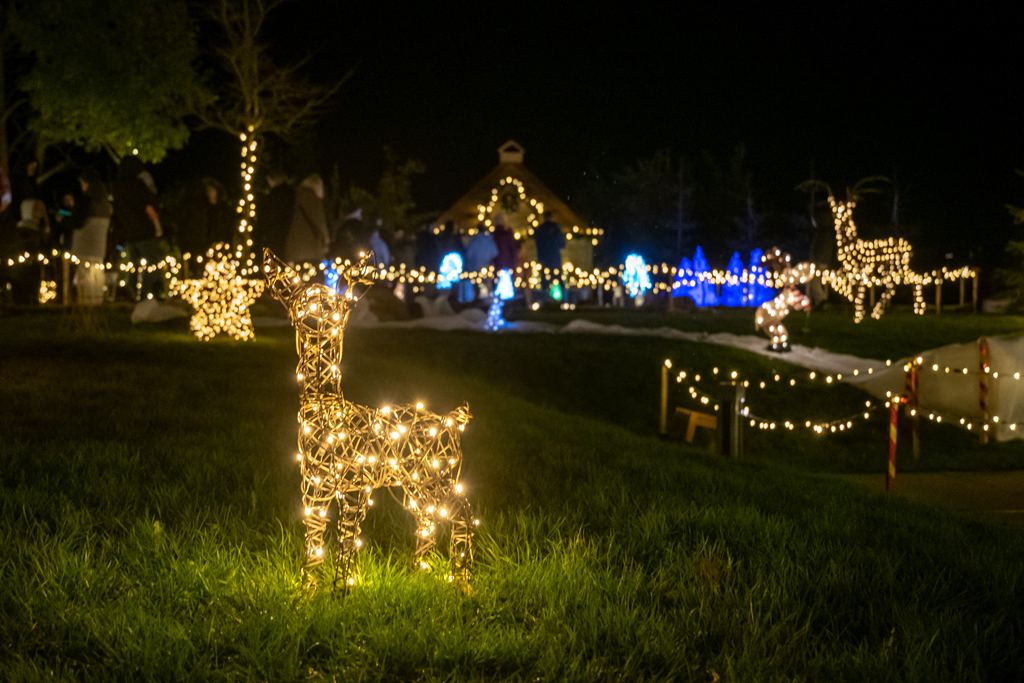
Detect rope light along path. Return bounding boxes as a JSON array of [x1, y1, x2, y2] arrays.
[[264, 249, 478, 591]]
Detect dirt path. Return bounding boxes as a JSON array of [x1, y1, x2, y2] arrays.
[[832, 471, 1024, 529]]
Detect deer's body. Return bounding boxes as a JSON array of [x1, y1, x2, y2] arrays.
[[827, 196, 924, 322], [264, 250, 474, 587]]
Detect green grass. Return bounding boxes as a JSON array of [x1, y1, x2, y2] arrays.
[[1, 308, 1023, 681]]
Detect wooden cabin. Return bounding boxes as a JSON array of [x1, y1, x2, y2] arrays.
[[434, 140, 598, 271]]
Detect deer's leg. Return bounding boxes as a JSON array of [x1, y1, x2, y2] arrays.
[[334, 453, 371, 588], [873, 279, 896, 319], [853, 283, 868, 323], [913, 279, 926, 315], [297, 414, 335, 583], [447, 491, 475, 585]]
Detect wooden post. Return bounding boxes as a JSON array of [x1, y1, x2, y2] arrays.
[[935, 279, 942, 315], [660, 361, 670, 435], [887, 402, 897, 492], [979, 337, 989, 445], [62, 257, 71, 305], [972, 273, 978, 313], [959, 277, 966, 307], [869, 284, 875, 309], [908, 363, 920, 459]]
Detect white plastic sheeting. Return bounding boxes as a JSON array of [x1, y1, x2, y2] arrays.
[[848, 336, 1024, 442], [309, 299, 1024, 441]]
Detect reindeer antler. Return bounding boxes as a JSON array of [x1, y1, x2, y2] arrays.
[[342, 251, 378, 290]]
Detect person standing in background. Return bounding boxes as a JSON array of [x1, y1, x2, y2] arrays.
[[69, 170, 112, 304], [113, 156, 164, 300], [284, 173, 329, 264]]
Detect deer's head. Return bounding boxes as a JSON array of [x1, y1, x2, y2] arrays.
[[264, 249, 377, 396]]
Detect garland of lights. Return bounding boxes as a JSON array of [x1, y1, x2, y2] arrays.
[[264, 248, 478, 589], [669, 357, 1024, 437], [6, 247, 977, 305], [171, 243, 265, 341]]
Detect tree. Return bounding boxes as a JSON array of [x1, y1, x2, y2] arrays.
[[0, 0, 25, 171], [192, 0, 347, 140], [19, 0, 206, 162], [342, 148, 426, 237], [997, 171, 1024, 308], [696, 143, 755, 260], [609, 149, 695, 263]]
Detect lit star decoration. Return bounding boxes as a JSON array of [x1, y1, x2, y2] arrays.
[[264, 249, 477, 589], [171, 242, 265, 341], [623, 254, 652, 298], [437, 252, 463, 289]]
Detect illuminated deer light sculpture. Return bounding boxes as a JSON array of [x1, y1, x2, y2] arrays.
[[264, 249, 476, 589], [803, 180, 925, 323]]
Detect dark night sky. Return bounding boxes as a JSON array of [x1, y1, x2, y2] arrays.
[[165, 3, 1024, 267]]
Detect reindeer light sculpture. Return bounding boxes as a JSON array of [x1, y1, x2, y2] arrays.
[[802, 180, 924, 323], [754, 248, 815, 351], [263, 249, 476, 589]]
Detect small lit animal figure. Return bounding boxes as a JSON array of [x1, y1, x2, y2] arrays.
[[172, 242, 264, 340], [263, 249, 476, 588], [801, 180, 924, 323], [754, 248, 815, 351]]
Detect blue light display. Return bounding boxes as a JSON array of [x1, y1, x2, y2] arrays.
[[437, 252, 463, 290], [623, 254, 652, 298], [723, 252, 745, 306]]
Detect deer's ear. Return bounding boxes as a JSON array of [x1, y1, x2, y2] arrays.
[[263, 249, 302, 299]]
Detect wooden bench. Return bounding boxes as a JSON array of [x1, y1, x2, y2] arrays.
[[676, 407, 718, 443]]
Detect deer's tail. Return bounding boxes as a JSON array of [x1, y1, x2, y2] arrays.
[[450, 404, 472, 426]]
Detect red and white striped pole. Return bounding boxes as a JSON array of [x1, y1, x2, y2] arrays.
[[887, 401, 898, 492], [979, 337, 990, 445]]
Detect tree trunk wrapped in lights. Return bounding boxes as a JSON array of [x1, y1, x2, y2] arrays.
[[264, 248, 477, 589], [171, 242, 264, 341]]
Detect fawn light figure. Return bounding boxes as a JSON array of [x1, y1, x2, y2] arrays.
[[801, 179, 924, 323], [263, 248, 476, 589]]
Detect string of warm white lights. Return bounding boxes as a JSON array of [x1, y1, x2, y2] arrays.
[[670, 356, 1024, 438], [6, 246, 977, 306], [235, 128, 259, 274], [264, 248, 478, 590], [744, 404, 880, 434], [672, 364, 880, 434], [171, 242, 265, 341]]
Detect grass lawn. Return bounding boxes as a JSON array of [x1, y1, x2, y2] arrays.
[[1, 308, 1023, 681]]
